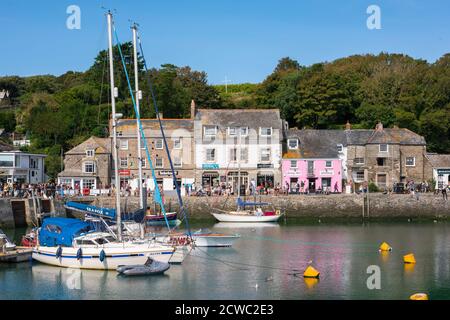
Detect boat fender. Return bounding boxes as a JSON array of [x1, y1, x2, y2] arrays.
[[76, 248, 82, 260], [276, 210, 281, 215], [99, 249, 106, 262], [56, 246, 62, 259]]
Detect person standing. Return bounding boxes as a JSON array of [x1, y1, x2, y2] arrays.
[[443, 186, 448, 201]]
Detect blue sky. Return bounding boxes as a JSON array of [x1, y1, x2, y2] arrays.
[[1, 0, 449, 84]]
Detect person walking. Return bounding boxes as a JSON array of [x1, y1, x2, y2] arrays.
[[443, 186, 448, 201]]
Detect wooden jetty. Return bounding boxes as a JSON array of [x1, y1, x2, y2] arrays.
[[0, 247, 32, 263]]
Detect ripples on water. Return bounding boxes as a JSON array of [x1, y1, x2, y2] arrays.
[[1, 221, 450, 300]]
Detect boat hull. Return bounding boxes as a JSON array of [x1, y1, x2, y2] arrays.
[[211, 212, 283, 223], [192, 235, 240, 247], [32, 246, 174, 270], [169, 245, 192, 264]]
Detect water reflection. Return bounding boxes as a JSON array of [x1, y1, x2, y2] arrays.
[[2, 222, 450, 299]]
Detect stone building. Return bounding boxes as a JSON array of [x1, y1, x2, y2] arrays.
[[114, 114, 195, 195], [344, 122, 429, 191], [193, 107, 284, 193], [57, 136, 111, 190]]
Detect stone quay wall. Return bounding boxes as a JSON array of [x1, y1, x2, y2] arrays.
[[75, 193, 450, 221]]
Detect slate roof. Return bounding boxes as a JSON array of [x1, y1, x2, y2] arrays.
[[426, 154, 450, 168], [0, 140, 14, 152], [196, 109, 283, 129], [117, 118, 193, 131], [65, 136, 110, 155], [284, 126, 426, 159]]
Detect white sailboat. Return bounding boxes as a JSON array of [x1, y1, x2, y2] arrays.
[[32, 12, 175, 270]]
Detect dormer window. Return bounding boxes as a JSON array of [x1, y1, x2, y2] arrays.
[[86, 149, 94, 157], [288, 139, 298, 149], [204, 126, 217, 137], [337, 144, 343, 153], [379, 144, 388, 152], [228, 127, 248, 137], [260, 127, 272, 137]]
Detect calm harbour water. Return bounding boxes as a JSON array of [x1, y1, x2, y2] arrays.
[[1, 220, 450, 300]]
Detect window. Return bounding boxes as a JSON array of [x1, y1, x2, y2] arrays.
[[240, 148, 248, 162], [204, 126, 217, 136], [86, 149, 95, 157], [229, 148, 237, 162], [30, 158, 38, 169], [325, 161, 332, 168], [228, 127, 248, 136], [206, 148, 216, 162], [173, 138, 182, 149], [288, 139, 298, 149], [406, 157, 415, 167], [377, 158, 386, 166], [83, 178, 95, 189], [337, 144, 343, 153], [84, 161, 95, 173], [140, 139, 146, 149], [260, 148, 271, 162], [120, 157, 128, 168], [290, 160, 297, 168], [354, 158, 365, 165], [155, 139, 163, 149], [120, 140, 128, 150], [379, 144, 388, 152], [155, 158, 163, 168], [173, 156, 182, 168], [0, 154, 14, 167], [377, 174, 387, 187], [260, 127, 272, 136], [356, 171, 365, 181], [141, 158, 146, 168]]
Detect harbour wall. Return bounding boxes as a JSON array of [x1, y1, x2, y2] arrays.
[[1, 193, 449, 228], [70, 193, 450, 221]]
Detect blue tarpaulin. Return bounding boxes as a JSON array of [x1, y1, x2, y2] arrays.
[[39, 218, 92, 247]]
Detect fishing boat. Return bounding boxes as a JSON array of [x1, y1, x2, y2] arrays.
[[211, 198, 283, 222], [0, 229, 17, 251], [145, 211, 180, 226], [191, 229, 240, 247], [32, 218, 174, 270]]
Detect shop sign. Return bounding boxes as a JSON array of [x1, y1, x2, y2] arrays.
[[202, 163, 219, 169], [320, 169, 334, 176], [119, 169, 130, 176], [437, 168, 450, 175], [158, 170, 178, 176], [257, 163, 273, 169]]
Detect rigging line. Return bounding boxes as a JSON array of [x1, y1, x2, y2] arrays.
[[97, 48, 108, 125], [189, 246, 303, 273], [136, 31, 192, 237], [112, 26, 171, 231]]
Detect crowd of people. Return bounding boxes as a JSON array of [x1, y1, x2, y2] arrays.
[[0, 179, 448, 200]]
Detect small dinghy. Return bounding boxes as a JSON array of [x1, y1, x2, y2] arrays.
[[117, 257, 170, 276]]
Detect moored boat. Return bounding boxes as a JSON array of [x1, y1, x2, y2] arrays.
[[191, 229, 240, 247], [211, 198, 283, 223]]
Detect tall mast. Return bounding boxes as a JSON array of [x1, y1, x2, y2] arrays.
[[107, 11, 122, 241], [132, 24, 144, 209]]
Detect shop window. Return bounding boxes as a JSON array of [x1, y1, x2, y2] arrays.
[[288, 139, 298, 149]]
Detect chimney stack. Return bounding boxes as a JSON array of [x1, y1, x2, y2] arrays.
[[345, 120, 351, 130], [158, 112, 163, 120], [375, 121, 383, 131], [190, 99, 196, 119]]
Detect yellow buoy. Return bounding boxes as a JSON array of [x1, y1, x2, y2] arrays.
[[379, 242, 392, 252], [304, 266, 320, 278], [304, 277, 319, 289], [410, 293, 428, 300], [404, 253, 416, 264]]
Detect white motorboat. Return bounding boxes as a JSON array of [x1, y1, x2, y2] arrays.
[[191, 229, 240, 247], [0, 229, 16, 251]]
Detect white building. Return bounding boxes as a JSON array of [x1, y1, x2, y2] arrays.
[[0, 151, 46, 184], [426, 154, 450, 190], [194, 108, 284, 193]]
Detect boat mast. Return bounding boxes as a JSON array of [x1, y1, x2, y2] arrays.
[[107, 11, 122, 241], [132, 23, 144, 210]]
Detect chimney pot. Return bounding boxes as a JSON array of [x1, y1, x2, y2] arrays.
[[345, 120, 351, 130]]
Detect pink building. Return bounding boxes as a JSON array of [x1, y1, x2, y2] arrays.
[[282, 129, 343, 193]]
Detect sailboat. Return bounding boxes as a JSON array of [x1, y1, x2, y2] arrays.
[[31, 12, 175, 270], [209, 130, 283, 223], [112, 22, 193, 263]]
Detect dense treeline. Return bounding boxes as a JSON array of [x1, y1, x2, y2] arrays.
[[0, 48, 449, 179]]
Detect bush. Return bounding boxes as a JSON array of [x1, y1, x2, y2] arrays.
[[368, 182, 379, 193]]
